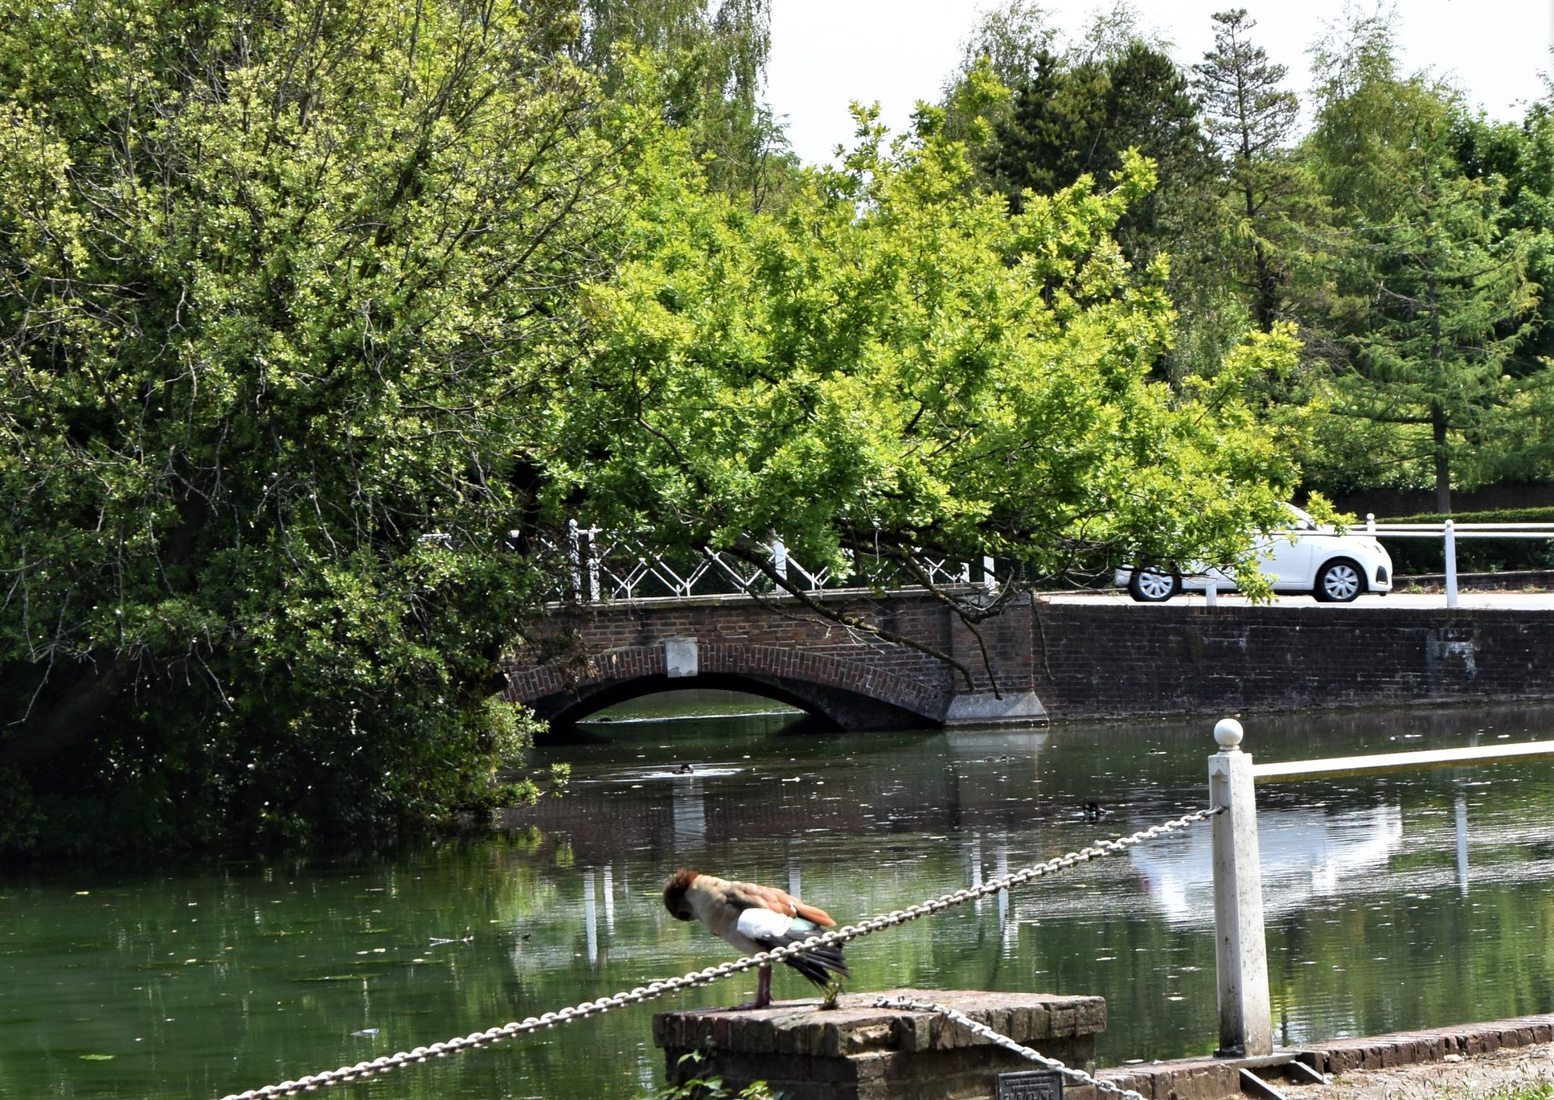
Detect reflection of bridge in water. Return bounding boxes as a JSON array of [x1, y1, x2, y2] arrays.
[[509, 728, 1053, 862]]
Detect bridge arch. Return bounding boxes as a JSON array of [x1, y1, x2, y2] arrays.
[[509, 642, 949, 732]]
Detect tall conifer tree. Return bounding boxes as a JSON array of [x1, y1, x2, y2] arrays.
[[1305, 15, 1537, 511], [1194, 9, 1300, 332]]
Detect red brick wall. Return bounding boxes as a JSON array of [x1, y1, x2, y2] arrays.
[[1030, 603, 1554, 718], [507, 595, 1554, 727]]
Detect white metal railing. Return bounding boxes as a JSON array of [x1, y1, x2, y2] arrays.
[[554, 521, 1000, 603], [1208, 718, 1554, 1057], [1365, 514, 1554, 608], [547, 516, 1554, 605]]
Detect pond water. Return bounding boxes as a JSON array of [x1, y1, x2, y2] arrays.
[[5, 701, 1554, 1099]]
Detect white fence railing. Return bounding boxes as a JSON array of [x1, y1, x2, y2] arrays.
[[1365, 515, 1554, 608], [555, 522, 1001, 603]]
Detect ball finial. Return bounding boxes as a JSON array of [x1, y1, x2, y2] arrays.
[[1213, 717, 1244, 751]]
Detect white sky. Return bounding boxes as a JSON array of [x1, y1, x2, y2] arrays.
[[767, 1, 1554, 166]]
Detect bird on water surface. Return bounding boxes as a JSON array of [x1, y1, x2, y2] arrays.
[[661, 868, 848, 1009]]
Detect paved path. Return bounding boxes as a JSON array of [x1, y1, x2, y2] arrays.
[[1101, 1015, 1554, 1100], [1040, 591, 1554, 611], [1286, 1040, 1554, 1100]]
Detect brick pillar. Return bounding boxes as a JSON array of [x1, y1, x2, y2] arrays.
[[654, 988, 1103, 1100], [944, 597, 1045, 725]]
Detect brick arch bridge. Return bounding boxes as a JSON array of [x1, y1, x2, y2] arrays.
[[503, 590, 1044, 731], [503, 592, 1554, 733]]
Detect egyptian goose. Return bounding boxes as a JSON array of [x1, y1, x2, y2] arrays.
[[661, 868, 848, 1008]]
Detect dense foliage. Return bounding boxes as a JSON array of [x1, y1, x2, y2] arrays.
[[1302, 16, 1537, 512], [555, 109, 1300, 620], [1193, 8, 1300, 334], [948, 4, 1554, 508], [0, 0, 622, 852], [4, 0, 1550, 856]]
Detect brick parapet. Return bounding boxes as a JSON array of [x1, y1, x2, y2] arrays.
[[505, 592, 965, 725], [1031, 602, 1554, 718], [505, 595, 1554, 730]]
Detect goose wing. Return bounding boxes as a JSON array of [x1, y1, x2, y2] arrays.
[[720, 878, 835, 927]]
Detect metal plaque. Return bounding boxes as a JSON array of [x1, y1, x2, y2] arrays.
[[996, 1069, 1064, 1100]]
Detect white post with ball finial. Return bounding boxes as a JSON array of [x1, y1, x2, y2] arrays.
[[1209, 717, 1272, 1057]]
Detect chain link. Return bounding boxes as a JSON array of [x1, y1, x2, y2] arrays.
[[879, 996, 1150, 1100], [217, 806, 1222, 1099]]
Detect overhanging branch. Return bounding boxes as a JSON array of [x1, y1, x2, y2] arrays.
[[718, 541, 1009, 696]]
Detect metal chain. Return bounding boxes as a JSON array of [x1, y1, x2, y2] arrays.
[[880, 996, 1150, 1100], [217, 806, 1222, 1099]]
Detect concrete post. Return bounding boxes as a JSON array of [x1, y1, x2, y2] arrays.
[[567, 519, 584, 603], [585, 525, 601, 603], [1444, 520, 1459, 609], [1209, 717, 1272, 1057]]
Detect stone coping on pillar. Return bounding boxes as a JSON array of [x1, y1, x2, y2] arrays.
[[655, 989, 1105, 1058], [655, 989, 1105, 1100]]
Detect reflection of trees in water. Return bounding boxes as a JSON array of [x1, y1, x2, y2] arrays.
[[440, 711, 1554, 1083], [26, 702, 1553, 1098]]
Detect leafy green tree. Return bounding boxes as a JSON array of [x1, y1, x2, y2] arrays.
[[965, 13, 1223, 384], [552, 108, 1303, 664], [0, 0, 1300, 857], [1449, 98, 1554, 484], [940, 0, 1055, 160], [945, 0, 1056, 94], [1089, 37, 1223, 383], [984, 35, 1211, 226], [572, 0, 792, 207], [0, 0, 613, 853], [1303, 15, 1539, 511], [1339, 171, 1536, 510]]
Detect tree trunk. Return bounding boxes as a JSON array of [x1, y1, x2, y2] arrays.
[[1242, 175, 1278, 332], [0, 656, 124, 766], [1428, 267, 1451, 515], [1432, 401, 1452, 515]]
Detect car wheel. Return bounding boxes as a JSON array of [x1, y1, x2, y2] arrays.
[[1314, 558, 1364, 603], [1127, 565, 1180, 603]]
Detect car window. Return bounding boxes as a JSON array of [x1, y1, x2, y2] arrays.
[[1283, 503, 1318, 532]]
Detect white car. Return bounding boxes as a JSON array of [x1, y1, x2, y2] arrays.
[[1114, 505, 1394, 603]]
